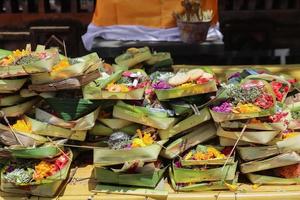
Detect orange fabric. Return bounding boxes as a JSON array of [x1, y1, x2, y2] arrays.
[[92, 0, 218, 28]]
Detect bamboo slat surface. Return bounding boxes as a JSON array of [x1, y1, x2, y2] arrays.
[[1, 165, 300, 200]]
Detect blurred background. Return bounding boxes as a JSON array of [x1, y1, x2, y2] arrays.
[[0, 0, 299, 65]]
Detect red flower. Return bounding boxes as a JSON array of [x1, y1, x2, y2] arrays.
[[122, 71, 133, 77], [254, 93, 274, 109], [269, 112, 288, 123], [55, 154, 69, 170], [196, 77, 209, 84], [271, 81, 288, 102], [221, 146, 233, 156]]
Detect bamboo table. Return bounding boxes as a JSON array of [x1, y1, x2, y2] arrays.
[[1, 165, 300, 200]]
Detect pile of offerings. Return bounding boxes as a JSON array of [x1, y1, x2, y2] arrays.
[[1, 45, 300, 198]]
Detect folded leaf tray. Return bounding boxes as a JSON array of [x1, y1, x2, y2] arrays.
[[0, 149, 73, 197], [94, 167, 166, 188], [115, 47, 152, 68], [154, 68, 217, 100], [247, 173, 300, 185], [29, 69, 101, 92], [158, 107, 211, 140], [171, 162, 238, 184], [30, 52, 101, 85], [83, 69, 147, 100], [2, 145, 62, 159], [169, 167, 239, 192], [24, 116, 87, 141], [35, 107, 100, 131], [45, 98, 104, 121], [0, 98, 40, 118], [160, 122, 216, 159], [113, 101, 176, 130], [217, 127, 279, 145], [240, 152, 300, 174], [0, 78, 27, 94], [93, 141, 165, 167]]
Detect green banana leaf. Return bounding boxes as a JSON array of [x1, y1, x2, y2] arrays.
[[115, 47, 152, 68], [19, 89, 55, 98], [160, 122, 217, 159], [0, 94, 26, 106], [4, 144, 62, 159], [45, 98, 105, 121], [93, 141, 166, 167], [30, 52, 101, 85], [0, 78, 27, 93], [24, 116, 87, 141], [145, 52, 173, 68], [217, 127, 279, 145], [238, 134, 300, 161], [169, 167, 239, 192], [158, 108, 211, 140], [35, 107, 99, 131], [98, 118, 133, 129], [0, 49, 11, 59], [0, 98, 40, 117], [113, 101, 176, 130], [221, 120, 287, 131], [172, 162, 237, 183], [94, 167, 166, 188], [247, 173, 300, 185], [0, 65, 28, 78], [219, 137, 252, 146], [83, 69, 147, 100], [240, 152, 300, 174], [0, 149, 72, 197], [154, 80, 217, 100], [88, 122, 139, 136]]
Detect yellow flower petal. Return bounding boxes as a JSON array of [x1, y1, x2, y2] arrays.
[[225, 182, 238, 192], [12, 119, 31, 133], [131, 138, 146, 148], [252, 184, 261, 189]]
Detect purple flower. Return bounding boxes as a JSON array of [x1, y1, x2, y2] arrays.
[[212, 102, 233, 113], [228, 72, 241, 80], [174, 161, 182, 168], [6, 165, 14, 173], [152, 81, 172, 90]]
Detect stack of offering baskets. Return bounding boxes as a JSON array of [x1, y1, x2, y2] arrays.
[[169, 145, 238, 191], [209, 69, 300, 185], [4, 43, 300, 198], [93, 126, 168, 197], [0, 142, 72, 197]]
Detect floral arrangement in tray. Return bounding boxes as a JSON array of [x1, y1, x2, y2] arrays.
[[83, 69, 149, 100], [150, 68, 217, 100], [93, 126, 164, 166], [170, 144, 238, 191], [11, 114, 87, 142], [0, 45, 59, 74], [0, 48, 50, 67], [2, 152, 70, 185], [210, 71, 292, 122], [177, 145, 234, 166], [94, 160, 166, 188], [106, 126, 159, 150], [220, 110, 289, 131]]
